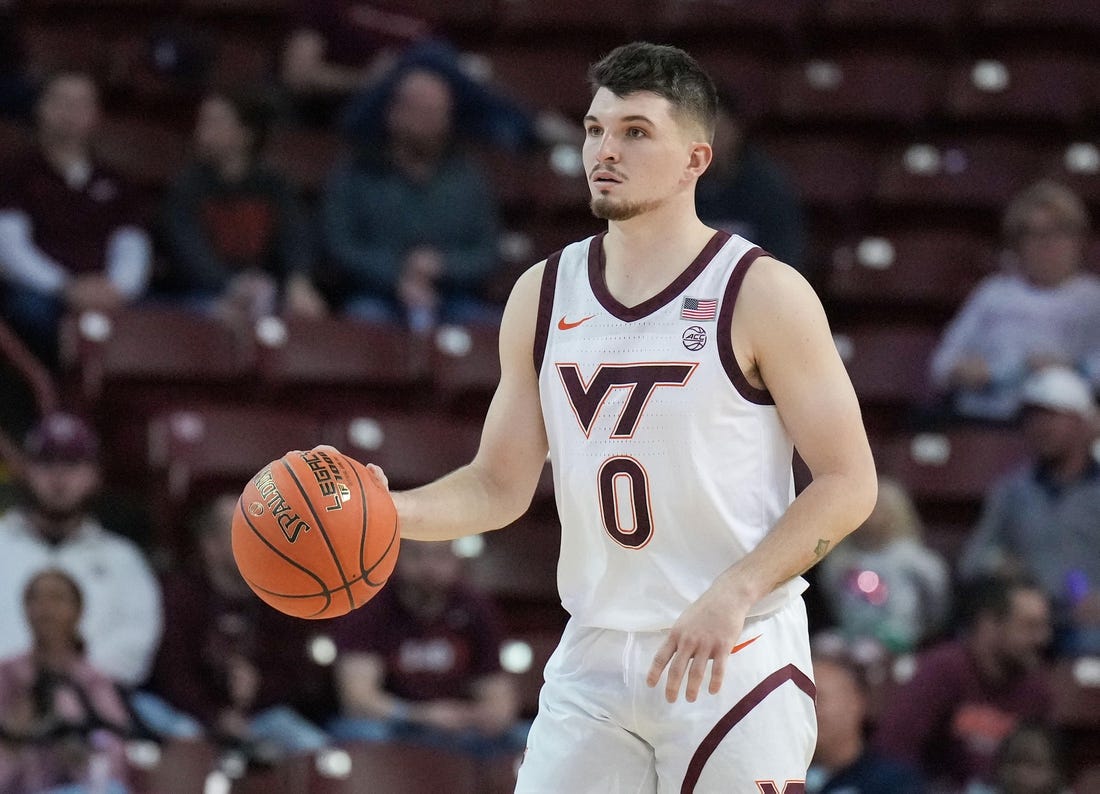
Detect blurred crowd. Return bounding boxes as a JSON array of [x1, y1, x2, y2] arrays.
[[0, 1, 1098, 793]]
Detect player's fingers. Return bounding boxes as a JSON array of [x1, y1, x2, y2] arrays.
[[708, 649, 727, 695], [664, 646, 693, 703], [646, 638, 676, 687], [365, 463, 390, 490], [684, 654, 708, 702]]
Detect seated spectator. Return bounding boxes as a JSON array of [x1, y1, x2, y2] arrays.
[[818, 476, 951, 653], [696, 86, 808, 280], [0, 412, 163, 689], [327, 539, 524, 758], [807, 640, 923, 793], [0, 569, 132, 794], [958, 366, 1100, 655], [873, 576, 1053, 792], [281, 0, 429, 126], [321, 66, 502, 330], [0, 71, 152, 366], [929, 180, 1100, 423], [159, 89, 326, 322], [134, 493, 330, 761], [965, 722, 1070, 794]]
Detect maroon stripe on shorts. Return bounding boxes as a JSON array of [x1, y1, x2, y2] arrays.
[[680, 663, 816, 794]]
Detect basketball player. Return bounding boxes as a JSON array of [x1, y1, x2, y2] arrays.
[[373, 42, 877, 792]]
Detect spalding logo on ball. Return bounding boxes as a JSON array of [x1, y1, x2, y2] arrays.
[[231, 445, 399, 619]]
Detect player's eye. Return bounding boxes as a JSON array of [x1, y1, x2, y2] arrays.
[[627, 127, 647, 138], [586, 125, 603, 137]]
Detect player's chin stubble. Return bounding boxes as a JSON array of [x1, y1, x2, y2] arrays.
[[590, 195, 658, 221]]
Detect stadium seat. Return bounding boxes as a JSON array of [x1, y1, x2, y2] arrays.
[[428, 323, 501, 416], [875, 425, 1030, 507], [692, 49, 782, 125], [831, 324, 940, 432], [466, 510, 561, 607], [94, 116, 190, 191], [253, 316, 429, 410], [127, 739, 221, 794], [0, 118, 32, 160], [1040, 142, 1100, 212], [942, 56, 1091, 129], [652, 0, 807, 42], [826, 227, 995, 314], [307, 741, 480, 794], [776, 53, 945, 129], [496, 0, 640, 35], [873, 136, 1049, 217], [322, 409, 481, 491], [60, 307, 253, 403], [814, 0, 966, 36], [263, 125, 349, 196], [484, 44, 598, 116], [760, 133, 880, 220], [974, 0, 1100, 33]]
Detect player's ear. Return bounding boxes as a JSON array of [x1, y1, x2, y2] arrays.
[[685, 140, 712, 179]]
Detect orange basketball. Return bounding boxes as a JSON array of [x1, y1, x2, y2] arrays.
[[231, 445, 399, 619]]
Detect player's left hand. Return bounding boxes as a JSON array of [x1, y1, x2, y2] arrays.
[[646, 581, 752, 703]]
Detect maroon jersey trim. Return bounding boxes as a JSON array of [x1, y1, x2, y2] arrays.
[[533, 247, 564, 374], [717, 247, 773, 405], [681, 663, 816, 793], [588, 230, 732, 322]]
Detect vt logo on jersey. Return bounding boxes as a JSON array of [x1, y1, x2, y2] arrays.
[[556, 362, 697, 438]]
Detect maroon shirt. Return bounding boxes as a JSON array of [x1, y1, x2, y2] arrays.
[[872, 640, 1051, 788], [149, 569, 334, 725], [329, 581, 504, 703], [0, 151, 141, 276]]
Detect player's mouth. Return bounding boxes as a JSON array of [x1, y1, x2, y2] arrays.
[[591, 169, 623, 184]]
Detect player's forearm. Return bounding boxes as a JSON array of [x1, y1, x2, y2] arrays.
[[392, 462, 532, 542], [720, 470, 877, 606]]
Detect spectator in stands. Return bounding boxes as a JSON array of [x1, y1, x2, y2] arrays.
[[965, 722, 1069, 794], [135, 493, 331, 760], [327, 539, 524, 758], [958, 366, 1100, 656], [807, 640, 923, 793], [160, 89, 326, 323], [0, 569, 132, 794], [929, 180, 1100, 423], [0, 71, 152, 366], [0, 412, 163, 690], [320, 66, 502, 330], [696, 86, 808, 279], [281, 0, 429, 126], [281, 2, 553, 152], [874, 576, 1053, 791], [818, 476, 951, 654]]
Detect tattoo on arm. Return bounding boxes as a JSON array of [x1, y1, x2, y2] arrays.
[[797, 538, 832, 576]]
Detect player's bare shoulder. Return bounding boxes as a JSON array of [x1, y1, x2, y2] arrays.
[[497, 260, 548, 374], [731, 256, 831, 385]]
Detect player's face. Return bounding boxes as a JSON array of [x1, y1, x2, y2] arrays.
[[195, 96, 251, 163], [583, 88, 709, 222]]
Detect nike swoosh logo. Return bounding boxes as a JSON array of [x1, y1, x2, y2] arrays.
[[558, 314, 596, 331], [730, 634, 762, 655]]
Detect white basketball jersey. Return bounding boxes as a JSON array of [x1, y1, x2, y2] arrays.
[[535, 230, 806, 631]]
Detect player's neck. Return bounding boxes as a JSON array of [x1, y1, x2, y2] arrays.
[[602, 211, 715, 307]]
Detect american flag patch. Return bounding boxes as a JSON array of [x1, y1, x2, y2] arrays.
[[680, 297, 718, 321]]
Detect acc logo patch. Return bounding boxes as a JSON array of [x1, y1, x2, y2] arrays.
[[682, 325, 707, 351]]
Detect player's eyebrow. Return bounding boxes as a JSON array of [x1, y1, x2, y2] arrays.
[[583, 114, 655, 125]]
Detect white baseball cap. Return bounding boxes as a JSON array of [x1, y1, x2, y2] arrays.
[[1020, 366, 1098, 421]]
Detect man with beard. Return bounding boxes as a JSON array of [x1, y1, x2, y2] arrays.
[[0, 412, 163, 689], [873, 576, 1053, 791], [368, 42, 877, 791]]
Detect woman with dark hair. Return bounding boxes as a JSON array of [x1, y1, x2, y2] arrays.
[[160, 89, 327, 321], [0, 568, 132, 794]]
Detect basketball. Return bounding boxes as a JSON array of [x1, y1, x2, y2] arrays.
[[231, 445, 399, 619]]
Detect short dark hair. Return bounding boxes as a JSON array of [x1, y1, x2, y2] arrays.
[[588, 42, 718, 140], [956, 574, 1044, 631]]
